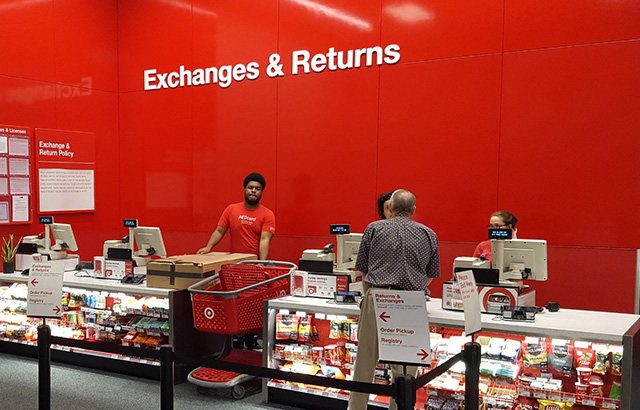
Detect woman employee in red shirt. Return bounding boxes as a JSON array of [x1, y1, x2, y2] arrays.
[[473, 211, 518, 262]]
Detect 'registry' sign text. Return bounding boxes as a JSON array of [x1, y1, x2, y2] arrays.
[[144, 44, 400, 91]]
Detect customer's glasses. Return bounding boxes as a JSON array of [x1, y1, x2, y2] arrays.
[[487, 224, 508, 229]]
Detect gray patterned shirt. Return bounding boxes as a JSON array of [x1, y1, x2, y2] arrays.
[[355, 214, 440, 293]]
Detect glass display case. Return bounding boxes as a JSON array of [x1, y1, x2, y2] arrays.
[[0, 271, 221, 380], [263, 296, 640, 410]]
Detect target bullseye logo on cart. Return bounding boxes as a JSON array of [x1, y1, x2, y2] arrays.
[[204, 307, 215, 320], [279, 290, 287, 297]]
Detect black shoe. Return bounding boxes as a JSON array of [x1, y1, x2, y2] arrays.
[[232, 336, 244, 350], [244, 335, 262, 350]]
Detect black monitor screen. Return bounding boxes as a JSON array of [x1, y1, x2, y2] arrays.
[[488, 228, 512, 240], [330, 224, 350, 235]]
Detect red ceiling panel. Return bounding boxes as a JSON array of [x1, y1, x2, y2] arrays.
[[381, 0, 504, 62], [276, 68, 379, 236], [505, 0, 640, 51], [500, 41, 640, 248], [377, 55, 503, 242]]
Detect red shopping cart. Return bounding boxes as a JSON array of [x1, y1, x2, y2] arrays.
[[187, 260, 295, 398]]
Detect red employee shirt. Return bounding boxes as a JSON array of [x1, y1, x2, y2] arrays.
[[218, 203, 276, 255], [473, 240, 492, 262]]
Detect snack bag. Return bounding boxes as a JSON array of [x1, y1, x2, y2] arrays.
[[548, 340, 573, 372], [329, 320, 343, 339], [610, 345, 623, 376], [591, 344, 610, 375], [276, 314, 299, 340], [538, 399, 573, 409], [297, 316, 312, 342], [521, 338, 548, 377]]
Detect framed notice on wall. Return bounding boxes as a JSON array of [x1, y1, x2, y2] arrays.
[[0, 124, 33, 224], [34, 129, 96, 213]]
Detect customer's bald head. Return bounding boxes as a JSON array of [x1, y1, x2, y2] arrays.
[[390, 189, 416, 216]]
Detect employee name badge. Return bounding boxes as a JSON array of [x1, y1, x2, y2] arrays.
[[371, 290, 431, 366], [27, 261, 65, 318]]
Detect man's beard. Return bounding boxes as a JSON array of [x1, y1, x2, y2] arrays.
[[245, 193, 260, 205]]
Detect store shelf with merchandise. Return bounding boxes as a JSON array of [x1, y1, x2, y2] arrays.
[[263, 296, 640, 410], [0, 271, 221, 380]]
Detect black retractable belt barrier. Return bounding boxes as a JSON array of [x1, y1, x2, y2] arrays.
[[463, 342, 481, 410], [38, 325, 51, 410], [395, 375, 415, 410], [37, 325, 174, 410], [193, 342, 481, 410], [160, 345, 174, 410]]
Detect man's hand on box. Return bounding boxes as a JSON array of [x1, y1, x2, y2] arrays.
[[197, 247, 211, 254]]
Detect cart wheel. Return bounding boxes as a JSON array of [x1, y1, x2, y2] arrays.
[[232, 384, 246, 399], [196, 386, 210, 395]]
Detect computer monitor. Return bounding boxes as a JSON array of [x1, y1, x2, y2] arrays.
[[49, 223, 78, 252], [491, 239, 548, 284], [336, 233, 363, 270], [133, 226, 167, 258]]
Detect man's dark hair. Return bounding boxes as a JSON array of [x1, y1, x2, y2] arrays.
[[377, 191, 393, 219], [243, 172, 266, 189], [391, 189, 416, 215]]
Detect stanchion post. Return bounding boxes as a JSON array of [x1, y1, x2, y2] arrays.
[[463, 342, 481, 410], [394, 374, 416, 410], [38, 325, 51, 410], [160, 345, 174, 410]]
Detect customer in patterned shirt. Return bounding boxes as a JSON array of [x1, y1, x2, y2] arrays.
[[347, 189, 440, 410]]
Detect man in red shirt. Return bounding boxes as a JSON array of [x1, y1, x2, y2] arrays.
[[197, 172, 275, 259]]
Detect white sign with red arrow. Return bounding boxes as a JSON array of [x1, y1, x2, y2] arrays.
[[27, 261, 65, 318], [371, 290, 431, 366]]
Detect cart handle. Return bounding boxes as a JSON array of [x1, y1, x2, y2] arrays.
[[188, 272, 291, 299], [237, 260, 298, 269]]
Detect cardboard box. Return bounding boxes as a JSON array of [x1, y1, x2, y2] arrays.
[[146, 252, 256, 289]]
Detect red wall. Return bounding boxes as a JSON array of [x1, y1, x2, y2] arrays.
[[1, 0, 639, 313]]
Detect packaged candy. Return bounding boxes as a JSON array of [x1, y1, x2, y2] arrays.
[[426, 396, 446, 410], [349, 322, 359, 342], [538, 399, 573, 409], [588, 375, 604, 397], [574, 343, 595, 368]]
